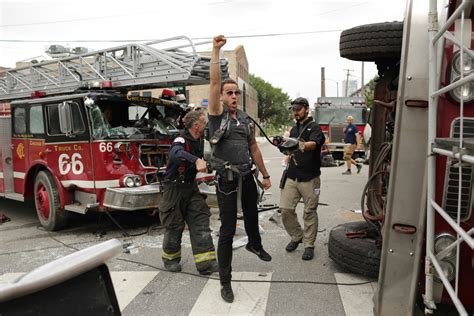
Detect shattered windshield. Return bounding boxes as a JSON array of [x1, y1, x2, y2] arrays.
[[88, 97, 180, 140]]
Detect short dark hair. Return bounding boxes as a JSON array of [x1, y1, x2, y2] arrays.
[[183, 110, 205, 129], [220, 78, 238, 93]]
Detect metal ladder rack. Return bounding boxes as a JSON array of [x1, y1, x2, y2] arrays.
[[426, 0, 474, 315], [0, 36, 229, 101]]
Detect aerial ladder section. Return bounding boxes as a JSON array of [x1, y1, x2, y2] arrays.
[[0, 36, 228, 101]]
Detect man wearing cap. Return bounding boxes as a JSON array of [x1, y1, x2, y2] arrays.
[[342, 115, 362, 175], [279, 97, 325, 261]]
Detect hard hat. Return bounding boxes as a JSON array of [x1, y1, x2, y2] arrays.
[[161, 88, 176, 100], [176, 94, 186, 103]]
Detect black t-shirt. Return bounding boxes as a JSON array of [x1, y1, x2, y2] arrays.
[[286, 117, 325, 181], [163, 130, 203, 182]]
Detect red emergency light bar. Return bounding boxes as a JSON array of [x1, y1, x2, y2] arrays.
[[31, 91, 47, 98], [101, 81, 113, 88]]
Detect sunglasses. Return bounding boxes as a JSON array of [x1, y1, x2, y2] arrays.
[[225, 90, 242, 96]]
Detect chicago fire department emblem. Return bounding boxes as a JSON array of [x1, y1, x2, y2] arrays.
[[16, 143, 25, 159]]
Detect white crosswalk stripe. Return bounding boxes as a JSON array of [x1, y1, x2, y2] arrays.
[[190, 272, 272, 316], [1, 271, 374, 314], [335, 273, 376, 316], [109, 271, 159, 311]]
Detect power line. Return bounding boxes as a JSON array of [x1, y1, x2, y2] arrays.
[[0, 29, 343, 43], [0, 10, 155, 28]]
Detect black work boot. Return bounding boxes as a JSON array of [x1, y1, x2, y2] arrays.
[[285, 239, 302, 252], [245, 244, 272, 261], [164, 261, 182, 272], [198, 261, 219, 275], [221, 283, 234, 303], [302, 247, 314, 260]]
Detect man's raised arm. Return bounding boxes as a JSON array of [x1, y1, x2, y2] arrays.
[[208, 35, 226, 116]]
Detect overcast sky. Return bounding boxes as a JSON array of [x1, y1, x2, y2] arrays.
[[0, 0, 406, 104]]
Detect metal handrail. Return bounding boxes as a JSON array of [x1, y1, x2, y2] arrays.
[[426, 0, 473, 314]]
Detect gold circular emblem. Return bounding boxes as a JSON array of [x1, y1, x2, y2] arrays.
[[17, 143, 25, 159]]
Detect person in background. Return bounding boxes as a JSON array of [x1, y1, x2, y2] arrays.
[[279, 97, 325, 261], [208, 35, 272, 303], [158, 110, 218, 275], [342, 115, 362, 175]]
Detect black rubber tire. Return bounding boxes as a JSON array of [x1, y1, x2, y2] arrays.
[[328, 221, 381, 278], [339, 22, 403, 62], [34, 171, 68, 231]]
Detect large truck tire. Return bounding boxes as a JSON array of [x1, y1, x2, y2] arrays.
[[34, 171, 68, 231], [339, 22, 403, 62], [328, 221, 381, 278]]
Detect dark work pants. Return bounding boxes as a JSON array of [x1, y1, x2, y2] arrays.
[[216, 174, 262, 285], [158, 182, 216, 272]]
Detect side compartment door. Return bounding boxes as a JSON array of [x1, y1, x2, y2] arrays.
[[0, 104, 13, 194], [11, 105, 28, 195]]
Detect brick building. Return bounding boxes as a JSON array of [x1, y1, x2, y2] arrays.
[[131, 45, 259, 120]]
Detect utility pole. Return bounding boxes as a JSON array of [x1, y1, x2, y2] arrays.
[[343, 68, 353, 96], [321, 67, 326, 97], [361, 62, 365, 96]]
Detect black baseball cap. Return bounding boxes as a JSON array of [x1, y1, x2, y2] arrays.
[[289, 97, 309, 110]]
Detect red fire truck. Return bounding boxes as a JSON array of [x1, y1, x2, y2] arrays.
[[0, 37, 228, 231], [328, 0, 473, 314], [313, 96, 368, 160]]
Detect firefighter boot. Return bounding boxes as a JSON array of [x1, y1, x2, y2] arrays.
[[164, 261, 182, 272], [198, 260, 219, 275]]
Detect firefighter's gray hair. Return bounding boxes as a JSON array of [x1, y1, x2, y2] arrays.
[[183, 110, 205, 129]]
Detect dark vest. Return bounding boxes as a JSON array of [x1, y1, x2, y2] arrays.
[[209, 109, 253, 171]]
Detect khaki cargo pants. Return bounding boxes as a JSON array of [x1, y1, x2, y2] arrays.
[[279, 177, 320, 248]]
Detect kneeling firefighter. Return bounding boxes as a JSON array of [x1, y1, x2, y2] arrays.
[[158, 110, 218, 275]]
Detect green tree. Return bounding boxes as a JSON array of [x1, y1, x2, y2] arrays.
[[249, 74, 292, 134], [364, 76, 378, 108]]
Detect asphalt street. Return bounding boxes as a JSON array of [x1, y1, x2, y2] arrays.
[[0, 140, 371, 315]]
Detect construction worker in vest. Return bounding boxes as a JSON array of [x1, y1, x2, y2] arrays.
[[158, 110, 218, 275], [209, 35, 272, 303]]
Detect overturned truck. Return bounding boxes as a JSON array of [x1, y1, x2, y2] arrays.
[[328, 0, 474, 314]]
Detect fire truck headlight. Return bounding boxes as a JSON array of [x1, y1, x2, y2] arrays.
[[134, 176, 142, 187], [435, 260, 456, 282], [434, 233, 456, 260], [123, 176, 135, 188], [434, 233, 456, 282], [449, 51, 474, 103], [450, 80, 474, 103], [452, 51, 473, 75]]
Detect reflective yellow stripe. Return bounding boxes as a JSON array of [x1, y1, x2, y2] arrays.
[[194, 251, 216, 263], [162, 250, 181, 261]]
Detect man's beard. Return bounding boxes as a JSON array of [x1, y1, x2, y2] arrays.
[[295, 113, 308, 122]]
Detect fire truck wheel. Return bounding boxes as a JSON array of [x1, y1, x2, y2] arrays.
[[328, 221, 381, 279], [34, 171, 68, 231], [339, 22, 403, 62]]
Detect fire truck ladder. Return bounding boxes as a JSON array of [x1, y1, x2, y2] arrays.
[[426, 0, 474, 315], [0, 36, 229, 101]]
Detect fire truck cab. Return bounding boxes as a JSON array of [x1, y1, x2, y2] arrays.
[[0, 37, 228, 231], [313, 96, 368, 160]]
